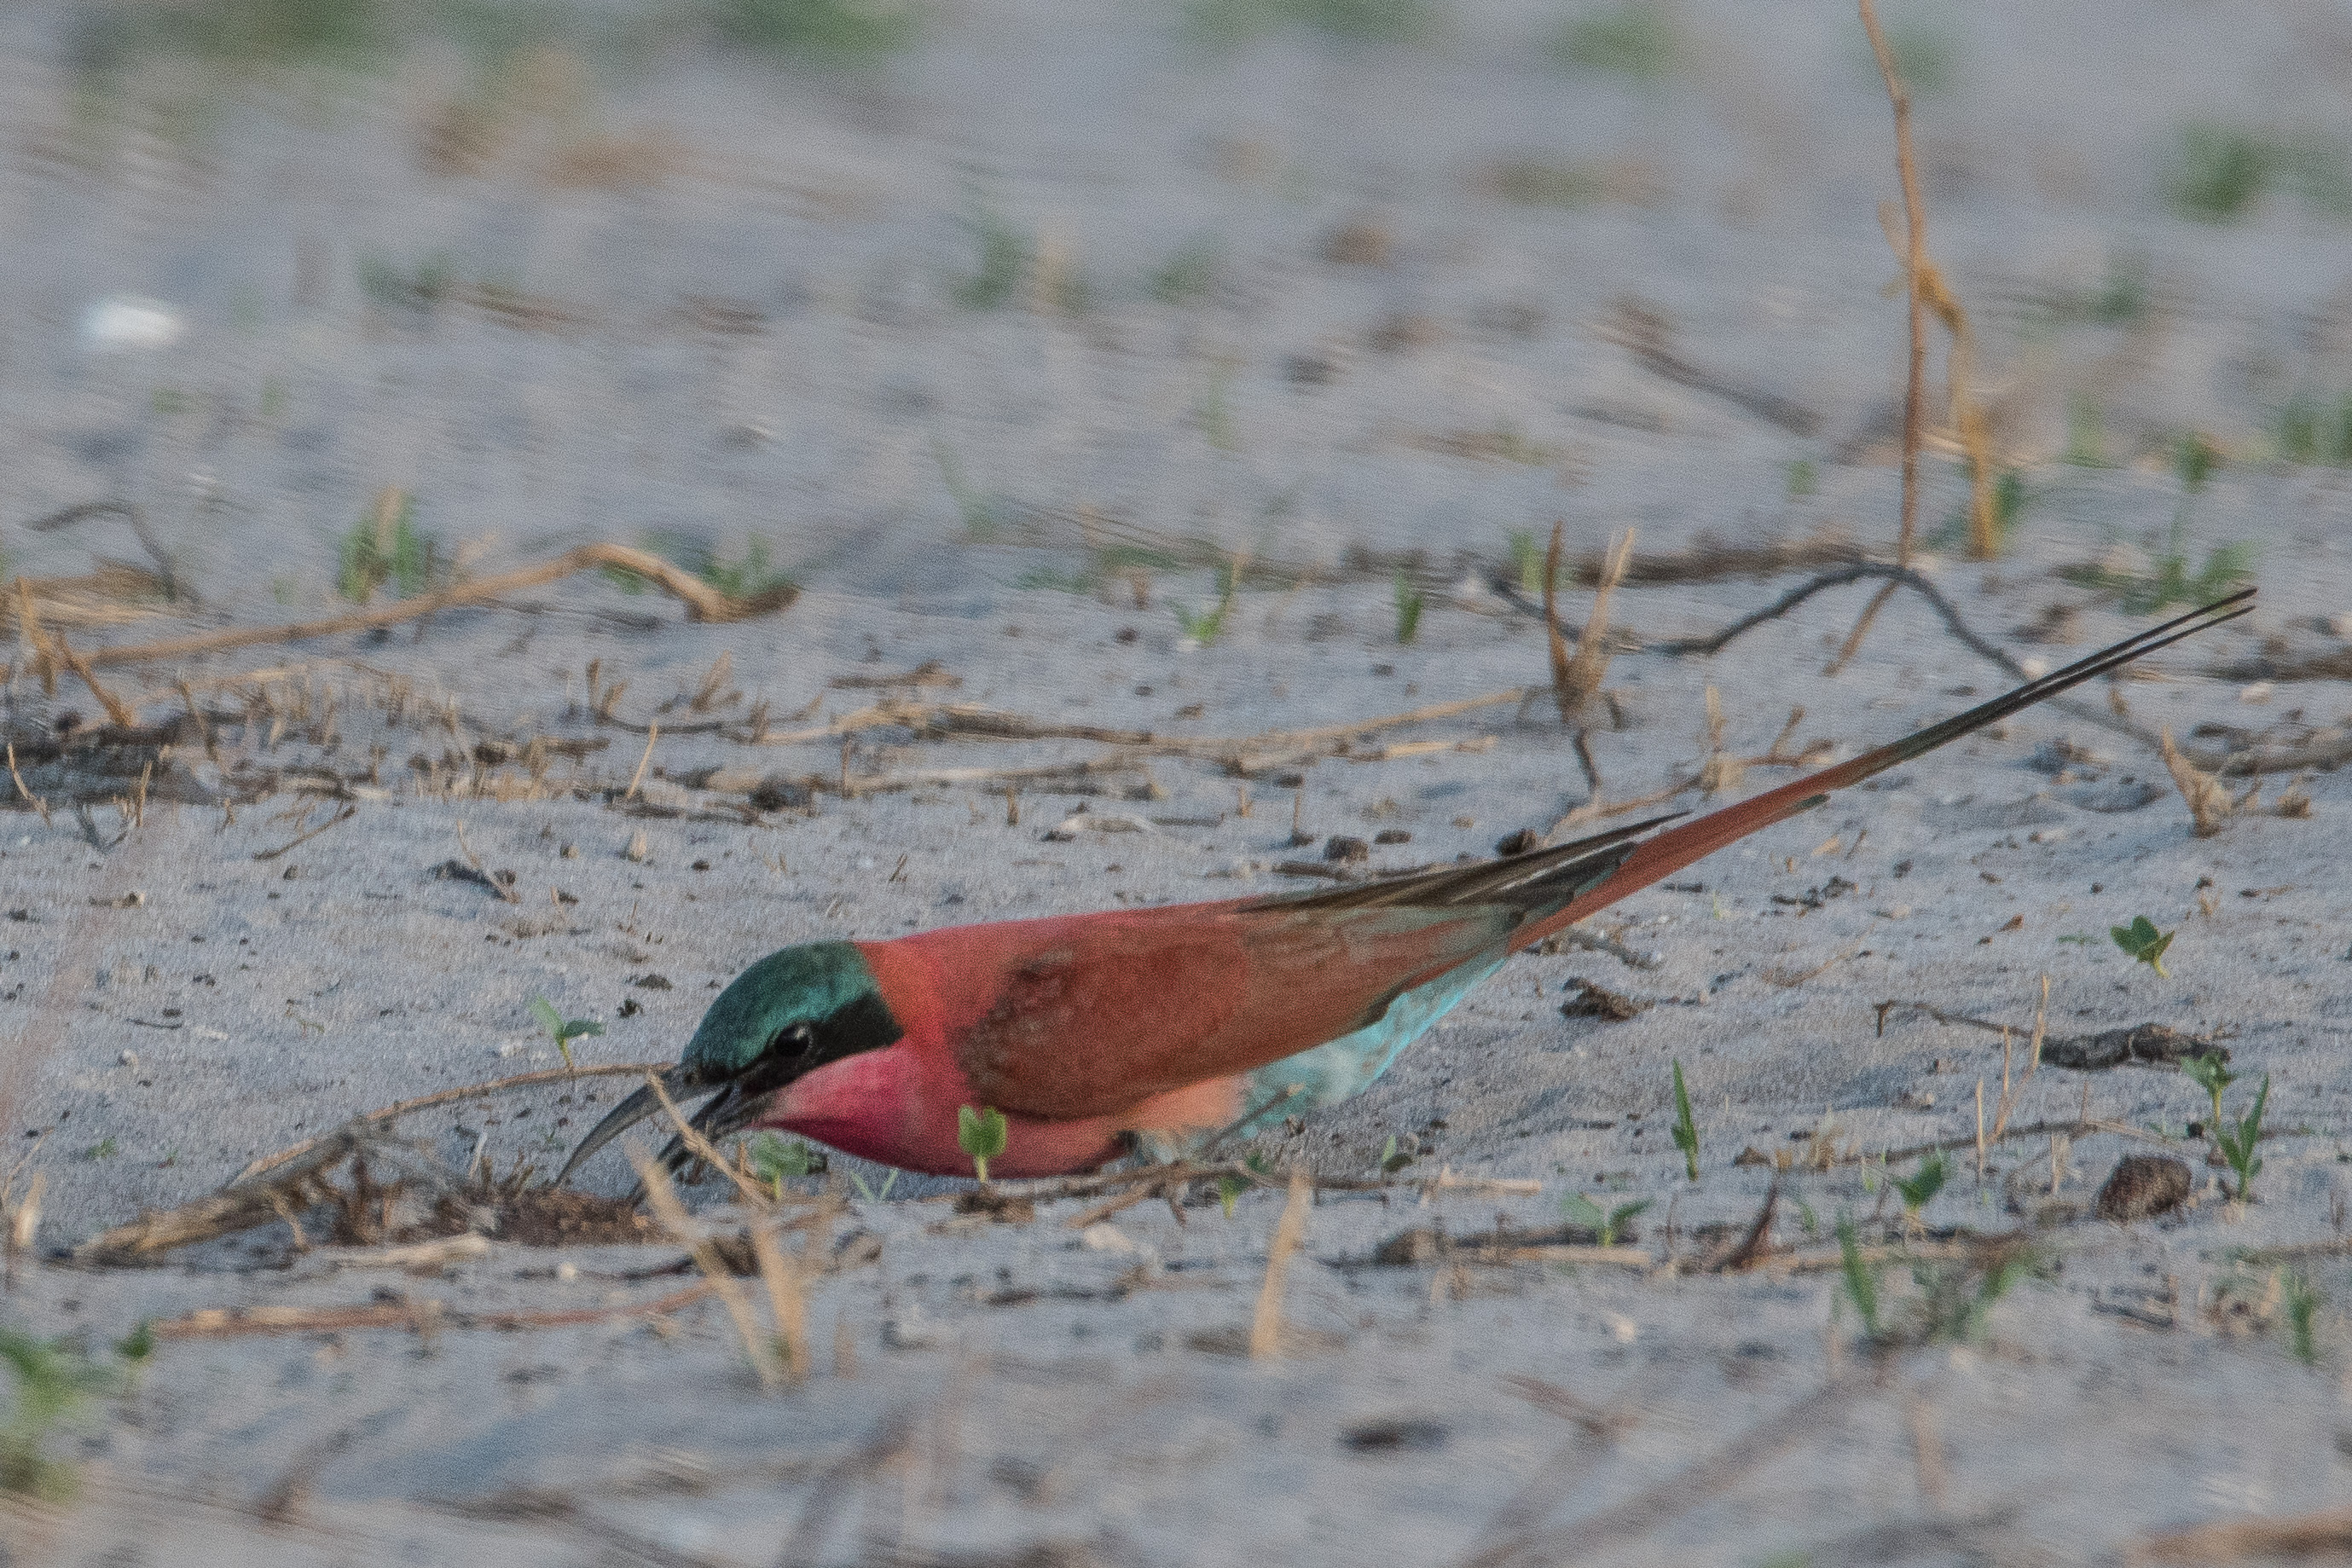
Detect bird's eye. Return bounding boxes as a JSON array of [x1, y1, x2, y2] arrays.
[[770, 1021, 816, 1058]]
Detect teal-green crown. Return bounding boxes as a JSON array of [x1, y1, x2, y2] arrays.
[[682, 941, 894, 1079]]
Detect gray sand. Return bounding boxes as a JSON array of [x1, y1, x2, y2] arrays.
[[4, 0, 2352, 1561]]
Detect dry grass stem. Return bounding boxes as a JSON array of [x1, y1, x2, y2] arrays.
[[151, 1278, 724, 1341], [1248, 1169, 1312, 1360], [1542, 522, 1573, 723], [1553, 528, 1634, 723], [48, 628, 138, 728], [251, 802, 356, 861], [748, 1224, 808, 1381], [453, 819, 521, 904], [623, 723, 660, 802], [1861, 0, 1926, 567], [2159, 726, 2233, 836], [1826, 0, 1933, 676], [4, 741, 51, 825], [627, 1143, 782, 1389], [72, 542, 795, 672], [2135, 1507, 2352, 1564]]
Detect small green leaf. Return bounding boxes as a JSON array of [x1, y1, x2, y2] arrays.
[[2110, 916, 2176, 978], [1560, 1192, 1607, 1231], [958, 1104, 1008, 1183], [1669, 1059, 1700, 1181], [1217, 1173, 1248, 1218], [529, 996, 564, 1036], [1892, 1150, 1947, 1213], [556, 1018, 604, 1043], [1835, 1218, 1881, 1341]]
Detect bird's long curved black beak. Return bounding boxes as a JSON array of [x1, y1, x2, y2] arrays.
[[553, 1065, 699, 1189]]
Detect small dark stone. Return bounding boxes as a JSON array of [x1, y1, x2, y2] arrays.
[[2096, 1154, 2193, 1223], [1373, 829, 1412, 845], [630, 974, 673, 990], [1494, 828, 1544, 857], [1341, 1417, 1447, 1454], [1115, 627, 1138, 644], [1324, 836, 1370, 864], [1561, 979, 1649, 1021], [749, 776, 813, 811], [691, 859, 712, 871]]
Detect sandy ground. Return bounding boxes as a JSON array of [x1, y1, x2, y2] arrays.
[[6, 0, 2352, 1562]]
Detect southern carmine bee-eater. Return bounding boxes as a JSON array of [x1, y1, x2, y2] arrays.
[[559, 590, 2251, 1185]]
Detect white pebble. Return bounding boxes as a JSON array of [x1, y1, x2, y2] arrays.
[[79, 295, 184, 352], [2239, 681, 2274, 704]]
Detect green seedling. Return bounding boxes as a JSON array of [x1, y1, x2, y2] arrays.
[[1909, 1246, 2033, 1345], [1932, 464, 2027, 553], [84, 1139, 117, 1161], [1561, 1192, 1650, 1247], [1834, 1218, 1882, 1340], [958, 1103, 1008, 1184], [2064, 394, 2109, 467], [2111, 916, 2175, 979], [527, 996, 603, 1069], [0, 1328, 120, 1501], [712, 0, 920, 61], [746, 1132, 820, 1198], [1508, 529, 1544, 594], [2171, 124, 2270, 222], [846, 1167, 900, 1203], [2093, 250, 2149, 324], [2175, 431, 2222, 491], [1217, 1173, 1249, 1217], [1392, 571, 1425, 645], [698, 537, 793, 600], [1792, 1195, 1820, 1236], [1785, 458, 1817, 500], [1174, 556, 1242, 645], [1150, 238, 1220, 305], [2185, 1051, 2237, 1131], [2276, 392, 2352, 466], [1891, 1150, 1947, 1224], [1669, 1058, 1699, 1181], [953, 207, 1027, 310], [1377, 1134, 1414, 1174], [336, 493, 437, 605], [1553, 1, 1674, 78], [2285, 1272, 2322, 1364], [2215, 1073, 2269, 1201], [358, 252, 455, 311]]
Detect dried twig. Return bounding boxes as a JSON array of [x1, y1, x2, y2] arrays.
[[3, 741, 51, 825], [75, 543, 797, 671], [2133, 1507, 2352, 1564], [2159, 726, 2232, 836], [1828, 0, 1930, 677], [47, 628, 139, 728], [453, 819, 521, 904], [1249, 1169, 1312, 1360], [232, 1062, 669, 1184], [252, 803, 356, 861], [1556, 529, 1634, 722], [628, 1143, 782, 1389], [150, 1278, 723, 1340]]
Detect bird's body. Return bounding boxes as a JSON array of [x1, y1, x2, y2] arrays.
[[559, 593, 2251, 1186]]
